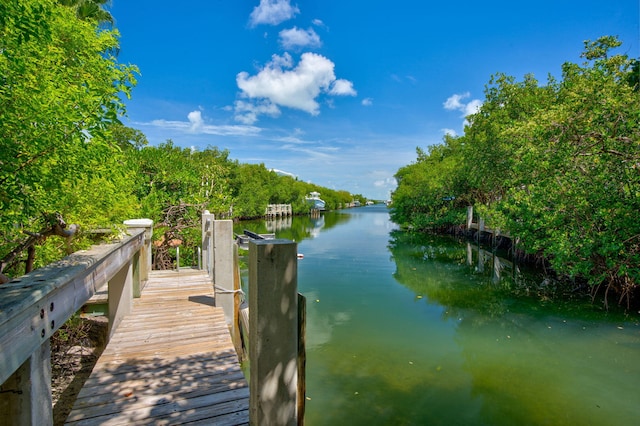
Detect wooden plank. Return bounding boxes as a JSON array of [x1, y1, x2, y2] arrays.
[[65, 269, 249, 425]]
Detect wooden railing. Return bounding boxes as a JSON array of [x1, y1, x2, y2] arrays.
[[466, 206, 511, 239], [201, 214, 306, 425], [0, 219, 153, 425]]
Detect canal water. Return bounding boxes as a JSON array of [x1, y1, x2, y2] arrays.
[[236, 205, 640, 425]]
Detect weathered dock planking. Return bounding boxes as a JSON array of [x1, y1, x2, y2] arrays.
[[65, 268, 249, 425]]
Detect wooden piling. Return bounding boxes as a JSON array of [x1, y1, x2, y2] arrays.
[[249, 239, 300, 426]]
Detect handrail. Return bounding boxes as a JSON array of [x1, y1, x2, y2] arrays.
[[0, 219, 153, 424]]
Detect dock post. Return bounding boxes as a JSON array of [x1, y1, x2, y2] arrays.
[[201, 212, 215, 276], [213, 220, 234, 325], [108, 259, 134, 340], [0, 340, 51, 426], [123, 218, 153, 296], [249, 239, 300, 426]]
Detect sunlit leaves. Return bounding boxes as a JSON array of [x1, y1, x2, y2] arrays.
[[0, 0, 137, 273], [391, 36, 640, 303]]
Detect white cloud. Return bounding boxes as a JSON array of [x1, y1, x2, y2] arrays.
[[279, 27, 322, 50], [187, 110, 203, 132], [270, 168, 297, 178], [329, 79, 357, 96], [362, 97, 373, 106], [234, 99, 281, 125], [442, 128, 457, 137], [249, 0, 299, 26], [312, 19, 326, 28], [235, 52, 356, 121], [443, 92, 469, 111], [373, 177, 397, 194], [148, 112, 262, 137], [444, 92, 482, 116], [464, 99, 483, 116]]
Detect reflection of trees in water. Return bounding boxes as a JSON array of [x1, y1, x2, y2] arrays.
[[387, 231, 547, 320], [235, 212, 353, 244], [387, 230, 621, 322]]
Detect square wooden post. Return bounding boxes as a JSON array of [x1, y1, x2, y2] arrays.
[[123, 218, 153, 295], [249, 239, 299, 426], [0, 340, 52, 426], [201, 212, 215, 277], [108, 260, 133, 340], [213, 220, 234, 324]]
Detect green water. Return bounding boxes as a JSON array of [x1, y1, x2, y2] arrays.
[[237, 206, 640, 425]]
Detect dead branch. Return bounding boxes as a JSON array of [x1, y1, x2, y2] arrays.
[[0, 212, 79, 280]]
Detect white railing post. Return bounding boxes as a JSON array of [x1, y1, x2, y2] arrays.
[[249, 239, 299, 425]]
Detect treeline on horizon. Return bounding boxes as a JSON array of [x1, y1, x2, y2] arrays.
[[0, 0, 365, 279], [390, 36, 640, 308]]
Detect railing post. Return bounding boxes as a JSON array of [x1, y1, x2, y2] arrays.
[[213, 220, 234, 324], [249, 239, 299, 426], [108, 259, 134, 340], [466, 205, 474, 229], [123, 218, 153, 296], [0, 340, 51, 426], [201, 212, 215, 276]]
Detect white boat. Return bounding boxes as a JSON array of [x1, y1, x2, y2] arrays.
[[305, 191, 326, 210]]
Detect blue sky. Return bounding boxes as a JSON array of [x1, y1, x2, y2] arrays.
[[109, 0, 639, 200]]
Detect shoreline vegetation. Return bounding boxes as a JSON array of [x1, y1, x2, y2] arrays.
[[390, 36, 640, 312]]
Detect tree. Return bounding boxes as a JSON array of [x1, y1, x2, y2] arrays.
[[391, 36, 640, 307], [0, 0, 138, 276], [58, 0, 114, 24], [391, 136, 467, 229], [496, 36, 640, 305]]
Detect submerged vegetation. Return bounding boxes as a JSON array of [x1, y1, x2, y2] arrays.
[[391, 36, 640, 309]]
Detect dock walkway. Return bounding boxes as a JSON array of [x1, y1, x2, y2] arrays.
[[65, 268, 249, 425]]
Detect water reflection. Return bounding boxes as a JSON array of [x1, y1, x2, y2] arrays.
[[235, 210, 352, 244], [265, 215, 292, 232], [387, 230, 640, 425], [236, 207, 640, 425]]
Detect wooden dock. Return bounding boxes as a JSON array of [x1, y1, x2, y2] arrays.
[[64, 268, 249, 425]]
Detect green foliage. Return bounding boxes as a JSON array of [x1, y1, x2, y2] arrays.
[[391, 136, 468, 229], [126, 141, 233, 222], [391, 36, 640, 305], [0, 0, 138, 274]]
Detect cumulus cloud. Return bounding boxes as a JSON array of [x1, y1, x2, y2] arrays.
[[235, 52, 356, 122], [443, 92, 483, 116], [442, 128, 457, 137], [329, 79, 356, 96], [279, 27, 322, 50], [187, 110, 204, 132], [249, 0, 299, 26], [362, 97, 373, 106]]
